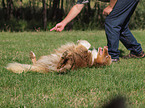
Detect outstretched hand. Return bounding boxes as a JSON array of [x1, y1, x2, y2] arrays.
[[50, 23, 65, 32]]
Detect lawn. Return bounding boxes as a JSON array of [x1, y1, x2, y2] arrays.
[[0, 30, 145, 108]]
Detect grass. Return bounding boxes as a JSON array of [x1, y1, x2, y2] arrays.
[[0, 30, 145, 108]]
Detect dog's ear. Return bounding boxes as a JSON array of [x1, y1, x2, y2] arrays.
[[57, 50, 72, 69]]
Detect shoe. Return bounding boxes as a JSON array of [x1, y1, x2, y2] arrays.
[[122, 51, 145, 59], [111, 59, 120, 62]]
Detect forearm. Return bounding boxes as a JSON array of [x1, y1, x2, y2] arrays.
[[61, 4, 84, 26], [109, 0, 117, 8]]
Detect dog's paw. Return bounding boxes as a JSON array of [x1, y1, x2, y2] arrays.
[[30, 51, 36, 59], [30, 51, 36, 64]]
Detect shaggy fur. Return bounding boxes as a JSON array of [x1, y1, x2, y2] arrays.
[[6, 40, 112, 73]]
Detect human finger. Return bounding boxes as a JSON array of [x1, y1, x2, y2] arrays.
[[50, 27, 56, 31]]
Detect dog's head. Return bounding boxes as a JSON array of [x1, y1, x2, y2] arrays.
[[94, 46, 112, 66], [57, 50, 73, 72]]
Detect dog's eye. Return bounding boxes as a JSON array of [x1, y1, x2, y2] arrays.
[[106, 56, 109, 58]]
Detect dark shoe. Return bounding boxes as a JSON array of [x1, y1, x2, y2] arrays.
[[112, 59, 120, 62], [123, 51, 145, 59]]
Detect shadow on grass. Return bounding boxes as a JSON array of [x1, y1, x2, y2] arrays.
[[102, 95, 126, 108], [119, 49, 126, 58]]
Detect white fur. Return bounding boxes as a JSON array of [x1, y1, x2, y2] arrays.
[[77, 40, 91, 50], [6, 63, 31, 74], [91, 48, 98, 65]]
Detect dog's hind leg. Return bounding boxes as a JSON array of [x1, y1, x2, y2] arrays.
[[30, 51, 36, 64]]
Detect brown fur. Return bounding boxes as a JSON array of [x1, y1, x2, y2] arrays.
[[57, 44, 93, 72], [94, 46, 112, 67]]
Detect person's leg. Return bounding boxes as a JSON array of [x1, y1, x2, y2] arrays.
[[119, 0, 142, 55], [120, 27, 142, 55], [105, 19, 120, 60], [105, 0, 141, 59]]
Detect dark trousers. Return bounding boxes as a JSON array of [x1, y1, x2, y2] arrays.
[[105, 0, 142, 59]]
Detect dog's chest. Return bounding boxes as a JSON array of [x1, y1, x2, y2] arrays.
[[72, 50, 91, 68]]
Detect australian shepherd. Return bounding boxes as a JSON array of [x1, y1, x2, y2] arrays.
[[6, 40, 112, 73]]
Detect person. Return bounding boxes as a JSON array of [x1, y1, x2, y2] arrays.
[[50, 0, 144, 62]]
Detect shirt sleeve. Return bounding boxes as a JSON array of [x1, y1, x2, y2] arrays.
[[76, 0, 89, 4]]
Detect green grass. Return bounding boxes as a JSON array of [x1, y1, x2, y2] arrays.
[[0, 30, 145, 108]]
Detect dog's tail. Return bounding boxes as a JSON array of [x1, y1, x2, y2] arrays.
[[6, 62, 32, 74]]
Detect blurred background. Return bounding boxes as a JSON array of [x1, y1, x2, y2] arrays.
[[0, 0, 145, 31]]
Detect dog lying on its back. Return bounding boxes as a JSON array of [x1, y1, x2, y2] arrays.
[[6, 40, 112, 73]]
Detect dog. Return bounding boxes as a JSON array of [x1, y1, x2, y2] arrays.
[[6, 40, 112, 73]]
